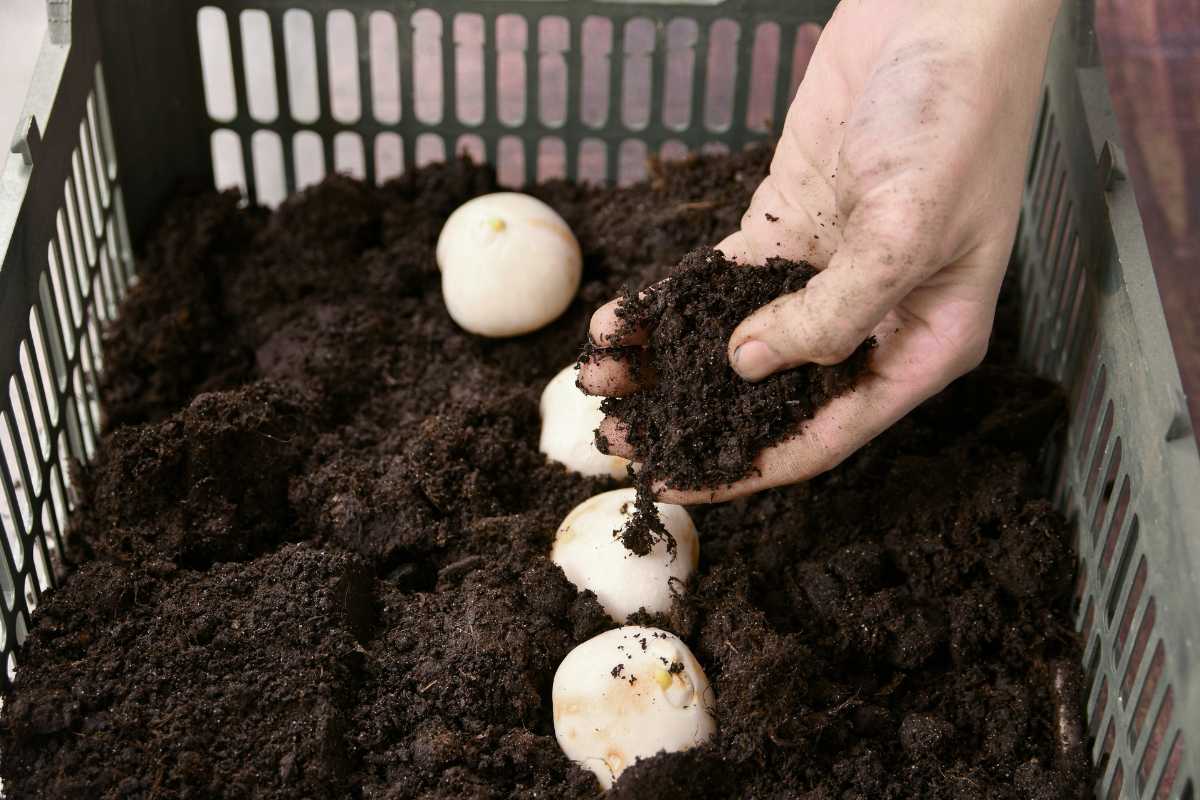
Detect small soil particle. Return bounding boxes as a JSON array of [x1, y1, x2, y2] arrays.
[[0, 149, 1089, 799]]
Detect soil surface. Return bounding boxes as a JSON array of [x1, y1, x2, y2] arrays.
[[1, 150, 1089, 799], [585, 248, 871, 554]]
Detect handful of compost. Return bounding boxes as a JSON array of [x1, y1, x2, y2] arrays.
[[578, 248, 871, 548]]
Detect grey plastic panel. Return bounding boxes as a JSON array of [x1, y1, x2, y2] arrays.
[[0, 0, 136, 684], [1, 1, 1198, 798], [1015, 5, 1200, 797]]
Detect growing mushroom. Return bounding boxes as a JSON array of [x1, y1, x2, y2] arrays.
[[552, 488, 698, 622], [552, 626, 716, 789], [435, 192, 582, 337]]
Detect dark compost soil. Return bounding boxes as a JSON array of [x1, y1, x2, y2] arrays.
[[0, 150, 1089, 799], [583, 249, 872, 554]]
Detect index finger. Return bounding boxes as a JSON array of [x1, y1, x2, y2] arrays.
[[588, 297, 651, 348]]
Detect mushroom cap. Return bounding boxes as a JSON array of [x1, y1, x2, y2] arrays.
[[436, 192, 582, 337], [552, 488, 699, 622], [552, 626, 717, 790]]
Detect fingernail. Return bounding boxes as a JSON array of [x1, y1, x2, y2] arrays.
[[732, 340, 781, 381]]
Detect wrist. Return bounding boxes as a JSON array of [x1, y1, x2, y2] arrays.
[[915, 0, 1062, 47]]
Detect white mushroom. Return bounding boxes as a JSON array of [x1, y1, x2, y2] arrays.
[[539, 364, 630, 480], [435, 192, 582, 337], [552, 626, 716, 789], [551, 488, 698, 623]]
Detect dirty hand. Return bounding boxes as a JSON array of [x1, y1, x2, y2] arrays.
[[580, 0, 1061, 503]]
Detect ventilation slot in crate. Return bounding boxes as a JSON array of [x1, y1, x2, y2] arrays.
[[0, 62, 135, 688], [1067, 370, 1187, 800], [1068, 358, 1187, 799], [195, 5, 825, 205], [1017, 77, 1196, 798]]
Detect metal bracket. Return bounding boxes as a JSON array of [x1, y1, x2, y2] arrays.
[[1167, 387, 1194, 443], [48, 0, 71, 46], [9, 115, 41, 168], [1098, 139, 1126, 191]]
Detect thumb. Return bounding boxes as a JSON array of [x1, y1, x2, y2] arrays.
[[728, 217, 939, 381]]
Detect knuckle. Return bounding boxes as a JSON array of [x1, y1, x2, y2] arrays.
[[789, 294, 866, 365], [809, 342, 860, 366], [587, 313, 609, 345], [845, 174, 956, 277], [930, 319, 991, 383], [957, 332, 990, 373], [861, 196, 941, 265], [807, 329, 862, 365]]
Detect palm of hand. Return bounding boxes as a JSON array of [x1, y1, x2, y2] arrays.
[[583, 2, 1058, 502]]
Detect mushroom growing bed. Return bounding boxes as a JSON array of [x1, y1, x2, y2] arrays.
[[0, 149, 1089, 799]]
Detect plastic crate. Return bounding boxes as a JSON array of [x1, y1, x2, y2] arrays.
[[1, 2, 1198, 797]]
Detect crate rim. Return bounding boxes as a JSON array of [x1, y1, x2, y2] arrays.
[[1, 2, 1199, 799]]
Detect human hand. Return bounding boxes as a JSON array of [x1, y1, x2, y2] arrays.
[[580, 0, 1061, 503]]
